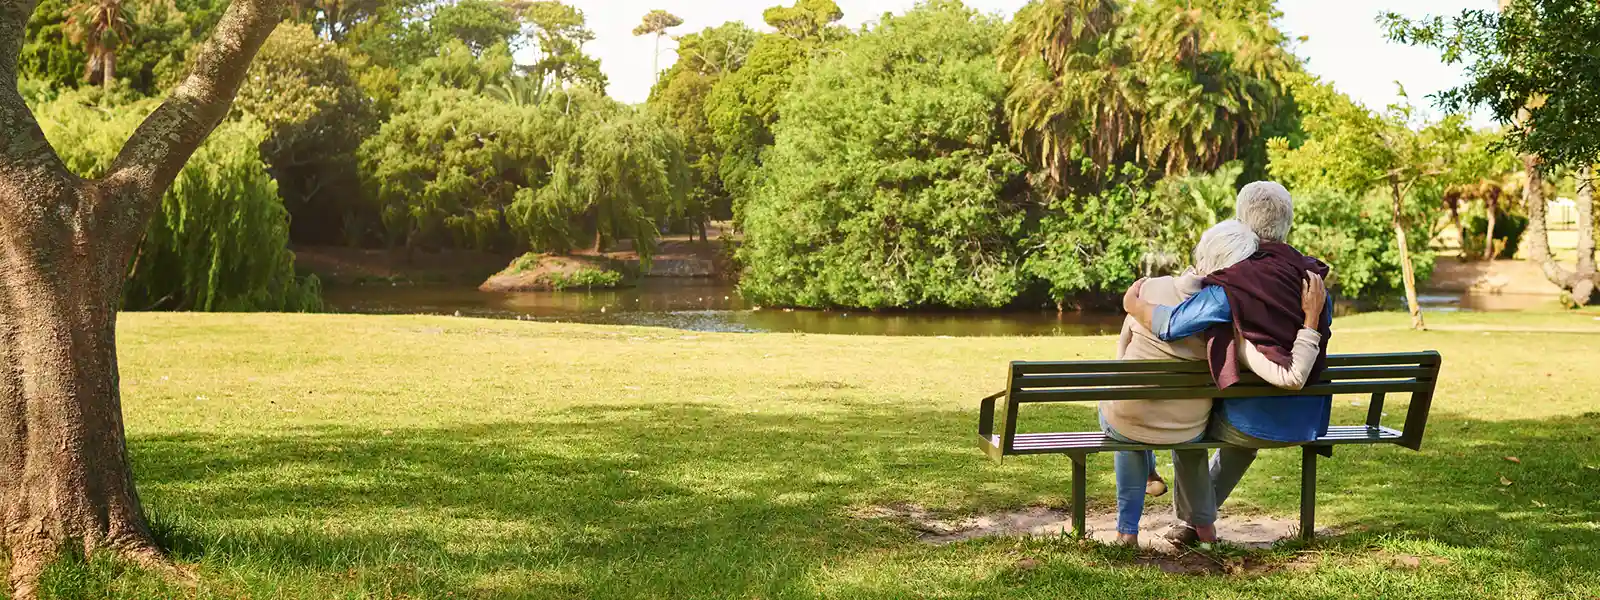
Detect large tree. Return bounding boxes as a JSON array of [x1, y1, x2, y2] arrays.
[[1270, 80, 1463, 330], [998, 0, 1297, 192], [0, 0, 285, 596], [737, 0, 1027, 309], [1385, 0, 1600, 305], [648, 21, 758, 236]]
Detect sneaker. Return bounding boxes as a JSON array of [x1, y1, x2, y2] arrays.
[[1145, 478, 1168, 497]]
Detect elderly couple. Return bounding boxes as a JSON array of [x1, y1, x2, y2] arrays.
[[1100, 181, 1334, 548]]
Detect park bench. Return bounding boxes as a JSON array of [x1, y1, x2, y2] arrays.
[[977, 351, 1442, 540]]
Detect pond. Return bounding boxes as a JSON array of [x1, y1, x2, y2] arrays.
[[321, 278, 1547, 337]]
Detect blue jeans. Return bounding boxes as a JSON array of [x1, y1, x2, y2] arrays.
[[1099, 413, 1208, 536]]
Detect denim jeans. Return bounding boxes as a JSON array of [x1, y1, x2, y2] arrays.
[[1098, 413, 1210, 536]]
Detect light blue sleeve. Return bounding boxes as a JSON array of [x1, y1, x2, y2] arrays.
[[1153, 286, 1232, 342]]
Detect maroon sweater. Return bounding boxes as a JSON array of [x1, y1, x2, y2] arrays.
[[1200, 241, 1333, 389]]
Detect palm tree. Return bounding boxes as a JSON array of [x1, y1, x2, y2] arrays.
[[64, 0, 134, 90], [485, 74, 551, 107], [998, 0, 1294, 189]]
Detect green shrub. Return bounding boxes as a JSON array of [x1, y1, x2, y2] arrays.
[[1465, 211, 1529, 260], [544, 268, 625, 291]]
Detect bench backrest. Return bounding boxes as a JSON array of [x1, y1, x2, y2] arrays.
[[981, 351, 1441, 454]]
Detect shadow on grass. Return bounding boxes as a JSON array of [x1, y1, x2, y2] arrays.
[[117, 400, 1600, 599]]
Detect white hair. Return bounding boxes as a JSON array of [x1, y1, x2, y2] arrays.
[[1192, 220, 1259, 275], [1235, 181, 1294, 242]]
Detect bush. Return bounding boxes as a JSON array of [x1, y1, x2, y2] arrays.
[[736, 1, 1026, 309], [545, 269, 625, 290]]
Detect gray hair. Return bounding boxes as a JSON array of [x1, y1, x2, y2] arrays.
[[1193, 220, 1259, 275], [1235, 181, 1294, 242]]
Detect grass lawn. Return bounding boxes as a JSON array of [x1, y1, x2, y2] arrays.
[[35, 310, 1600, 599]]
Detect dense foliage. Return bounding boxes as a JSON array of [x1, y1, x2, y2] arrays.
[[237, 24, 376, 245], [1385, 0, 1600, 170], [32, 90, 321, 311], [18, 0, 1534, 313], [738, 1, 1026, 308], [648, 22, 760, 233]]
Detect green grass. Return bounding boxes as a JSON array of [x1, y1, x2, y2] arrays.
[[32, 310, 1600, 599]]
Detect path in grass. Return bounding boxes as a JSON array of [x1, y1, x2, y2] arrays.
[[42, 310, 1600, 599]]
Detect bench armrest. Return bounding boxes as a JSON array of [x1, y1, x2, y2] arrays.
[[977, 390, 1006, 462]]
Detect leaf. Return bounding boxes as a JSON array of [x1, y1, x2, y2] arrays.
[[1503, 456, 1521, 464], [1499, 475, 1514, 486]]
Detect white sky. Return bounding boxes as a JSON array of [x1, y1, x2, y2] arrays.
[[550, 0, 1497, 125]]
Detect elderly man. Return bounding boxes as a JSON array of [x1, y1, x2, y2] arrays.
[[1123, 181, 1335, 545]]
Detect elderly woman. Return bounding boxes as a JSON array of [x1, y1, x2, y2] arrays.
[[1099, 220, 1326, 546]]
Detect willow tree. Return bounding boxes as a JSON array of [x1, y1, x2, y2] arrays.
[[0, 0, 285, 596]]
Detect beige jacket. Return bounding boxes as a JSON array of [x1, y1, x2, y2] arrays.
[[1101, 272, 1323, 444]]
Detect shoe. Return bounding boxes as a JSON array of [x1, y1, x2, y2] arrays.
[[1164, 525, 1219, 550], [1163, 525, 1198, 548], [1145, 478, 1168, 497]]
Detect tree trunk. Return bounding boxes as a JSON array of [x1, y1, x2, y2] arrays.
[[1445, 192, 1466, 260], [1521, 155, 1580, 294], [0, 184, 173, 599], [1574, 166, 1597, 305], [102, 50, 115, 90], [0, 0, 288, 595], [1484, 189, 1499, 261], [1391, 179, 1425, 330]]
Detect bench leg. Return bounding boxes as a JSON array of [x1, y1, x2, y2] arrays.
[[1300, 446, 1317, 541], [1071, 454, 1087, 538]]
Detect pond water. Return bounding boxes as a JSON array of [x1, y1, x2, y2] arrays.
[[322, 278, 1546, 337]]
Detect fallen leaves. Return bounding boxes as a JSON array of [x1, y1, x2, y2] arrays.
[[1504, 456, 1521, 464], [1499, 475, 1515, 486]]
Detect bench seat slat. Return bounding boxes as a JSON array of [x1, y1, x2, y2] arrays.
[[1013, 366, 1435, 390], [1324, 352, 1440, 367], [999, 425, 1403, 454], [1009, 352, 1440, 377], [1013, 380, 1428, 402]]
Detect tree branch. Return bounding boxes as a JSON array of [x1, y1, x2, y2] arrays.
[[101, 0, 286, 222], [0, 0, 74, 212]]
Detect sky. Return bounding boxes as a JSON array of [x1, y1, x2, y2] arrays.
[[550, 0, 1499, 125]]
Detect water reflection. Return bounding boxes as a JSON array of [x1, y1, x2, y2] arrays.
[[322, 280, 1121, 336], [322, 279, 1540, 337]]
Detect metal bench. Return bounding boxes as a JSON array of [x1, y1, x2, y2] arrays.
[[977, 351, 1442, 540]]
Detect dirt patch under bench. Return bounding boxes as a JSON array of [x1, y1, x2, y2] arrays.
[[853, 503, 1325, 549]]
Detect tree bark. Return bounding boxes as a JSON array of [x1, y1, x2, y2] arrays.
[[1445, 191, 1466, 260], [1574, 166, 1597, 305], [1391, 179, 1425, 330], [1484, 188, 1499, 261], [103, 50, 115, 90], [0, 0, 286, 596], [1520, 155, 1580, 291]]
